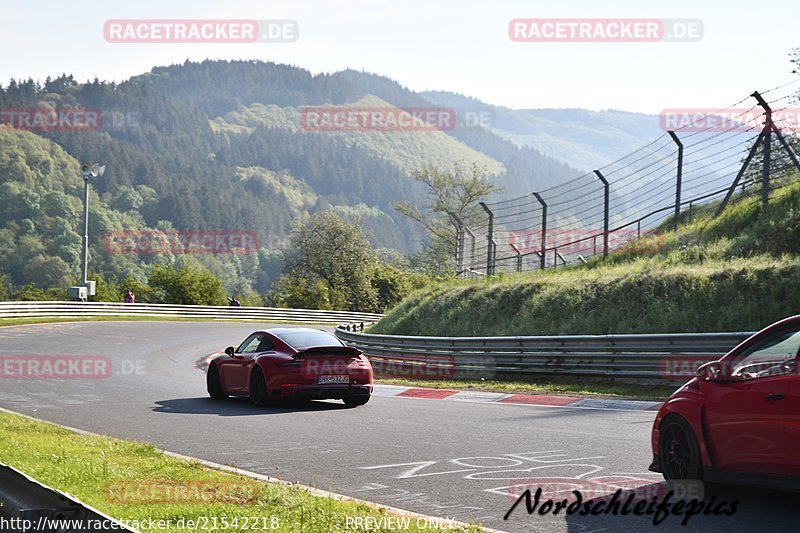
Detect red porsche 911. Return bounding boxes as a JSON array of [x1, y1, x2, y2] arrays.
[[650, 315, 800, 490], [206, 327, 373, 407]]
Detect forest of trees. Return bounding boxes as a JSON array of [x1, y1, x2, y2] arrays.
[[0, 59, 580, 308]]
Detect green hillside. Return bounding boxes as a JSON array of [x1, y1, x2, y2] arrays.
[[0, 60, 580, 298], [213, 95, 504, 175], [371, 175, 800, 336]]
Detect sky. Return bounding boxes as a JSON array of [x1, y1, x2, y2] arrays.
[[1, 0, 798, 114]]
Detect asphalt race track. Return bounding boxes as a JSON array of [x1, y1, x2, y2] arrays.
[[0, 321, 796, 533]]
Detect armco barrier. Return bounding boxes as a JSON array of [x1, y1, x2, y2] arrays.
[[0, 463, 134, 532], [0, 301, 382, 324], [334, 328, 754, 383]]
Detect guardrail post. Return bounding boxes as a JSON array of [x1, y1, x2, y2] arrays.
[[668, 131, 683, 231], [479, 202, 495, 275], [532, 192, 547, 270], [593, 170, 609, 258]]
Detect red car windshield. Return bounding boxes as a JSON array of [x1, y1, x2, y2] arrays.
[[275, 330, 341, 350]]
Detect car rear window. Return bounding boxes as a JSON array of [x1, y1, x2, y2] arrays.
[[275, 330, 341, 350]]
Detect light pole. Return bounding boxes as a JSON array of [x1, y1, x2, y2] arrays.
[[70, 163, 105, 301]]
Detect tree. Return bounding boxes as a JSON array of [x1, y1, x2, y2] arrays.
[[24, 255, 72, 288], [148, 261, 227, 305], [371, 262, 428, 312], [275, 211, 379, 311], [394, 162, 497, 275]]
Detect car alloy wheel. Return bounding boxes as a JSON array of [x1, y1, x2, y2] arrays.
[[250, 367, 270, 406], [659, 416, 703, 480], [207, 365, 227, 400]]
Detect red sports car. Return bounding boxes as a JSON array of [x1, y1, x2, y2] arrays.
[[650, 315, 800, 490], [206, 327, 373, 407]]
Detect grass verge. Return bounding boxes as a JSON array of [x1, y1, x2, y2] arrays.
[[375, 377, 675, 401], [0, 411, 483, 532]]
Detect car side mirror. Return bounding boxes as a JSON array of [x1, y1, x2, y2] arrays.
[[225, 346, 235, 356], [696, 360, 723, 380]]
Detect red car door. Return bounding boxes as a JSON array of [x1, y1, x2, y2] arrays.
[[219, 334, 263, 394], [703, 325, 800, 476], [782, 369, 800, 476], [703, 375, 788, 475]]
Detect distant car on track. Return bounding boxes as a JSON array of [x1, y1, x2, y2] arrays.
[[206, 327, 372, 407], [650, 315, 800, 490]]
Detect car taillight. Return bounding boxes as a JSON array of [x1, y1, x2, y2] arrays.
[[276, 361, 301, 367]]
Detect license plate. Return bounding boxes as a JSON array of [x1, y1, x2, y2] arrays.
[[317, 375, 349, 384]]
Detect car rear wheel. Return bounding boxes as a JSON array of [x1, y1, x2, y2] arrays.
[[250, 367, 270, 407], [343, 395, 370, 407], [207, 365, 227, 400], [659, 415, 703, 480]]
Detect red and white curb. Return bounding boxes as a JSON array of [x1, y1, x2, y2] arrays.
[[374, 385, 662, 411]]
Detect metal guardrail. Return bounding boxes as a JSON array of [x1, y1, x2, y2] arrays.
[[0, 301, 383, 324], [0, 463, 134, 532], [335, 328, 755, 383]]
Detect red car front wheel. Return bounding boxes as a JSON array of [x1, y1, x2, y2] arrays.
[[659, 415, 703, 480], [207, 365, 227, 400]]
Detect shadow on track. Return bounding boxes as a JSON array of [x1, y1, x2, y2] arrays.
[[151, 397, 351, 416]]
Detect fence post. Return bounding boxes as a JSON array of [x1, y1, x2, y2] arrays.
[[593, 170, 609, 258], [761, 105, 772, 206], [532, 192, 547, 270], [479, 202, 494, 275], [714, 129, 765, 216], [510, 243, 522, 272], [448, 212, 464, 277], [491, 239, 497, 273], [668, 131, 683, 231], [463, 225, 476, 272]]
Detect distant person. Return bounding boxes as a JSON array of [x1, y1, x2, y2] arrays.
[[228, 296, 241, 307], [124, 288, 135, 304]]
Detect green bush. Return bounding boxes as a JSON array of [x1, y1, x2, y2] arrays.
[[147, 263, 227, 306]]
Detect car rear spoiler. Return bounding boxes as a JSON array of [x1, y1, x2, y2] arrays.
[[293, 346, 363, 359]]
